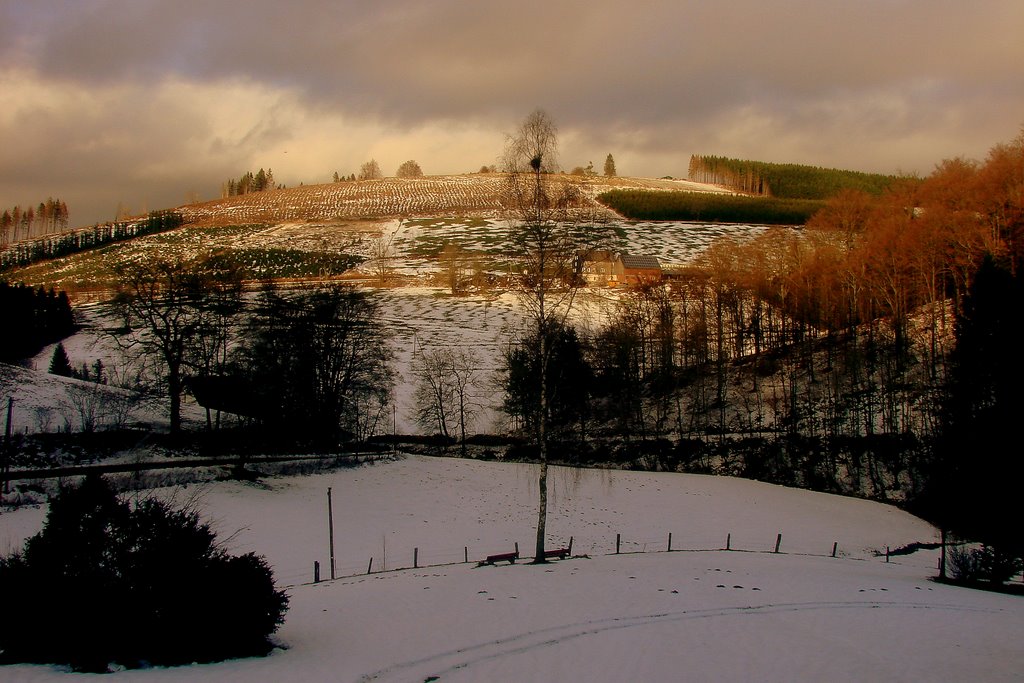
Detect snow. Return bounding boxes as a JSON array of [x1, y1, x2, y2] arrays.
[[3, 454, 1021, 681]]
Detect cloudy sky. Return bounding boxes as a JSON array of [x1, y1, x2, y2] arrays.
[[2, 0, 1022, 228]]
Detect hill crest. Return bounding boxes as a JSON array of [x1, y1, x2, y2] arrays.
[[176, 174, 729, 227]]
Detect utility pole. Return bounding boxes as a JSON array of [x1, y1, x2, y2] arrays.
[[327, 487, 336, 580]]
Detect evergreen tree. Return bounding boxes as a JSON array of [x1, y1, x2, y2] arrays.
[[604, 153, 617, 177], [48, 342, 74, 377], [917, 255, 1024, 578], [0, 476, 288, 671]]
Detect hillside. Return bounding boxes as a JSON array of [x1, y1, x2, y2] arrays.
[[2, 455, 1020, 681], [177, 174, 731, 227]]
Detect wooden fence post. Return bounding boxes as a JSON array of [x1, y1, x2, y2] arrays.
[[726, 533, 731, 551], [568, 536, 573, 556], [314, 560, 320, 583], [1, 397, 12, 497], [939, 529, 947, 579], [465, 546, 469, 564], [886, 546, 890, 563], [774, 533, 782, 553], [327, 487, 336, 580], [414, 547, 419, 569], [616, 533, 621, 554], [367, 557, 373, 574], [831, 542, 838, 558], [668, 532, 673, 552]]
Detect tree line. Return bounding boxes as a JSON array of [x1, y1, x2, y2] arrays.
[[0, 281, 75, 362], [598, 189, 824, 224], [109, 255, 394, 447], [221, 168, 276, 197], [1, 198, 70, 246], [0, 210, 183, 271], [688, 155, 903, 199]]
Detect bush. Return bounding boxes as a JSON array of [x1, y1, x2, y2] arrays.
[[948, 544, 1023, 585], [948, 544, 984, 582], [0, 476, 288, 672]]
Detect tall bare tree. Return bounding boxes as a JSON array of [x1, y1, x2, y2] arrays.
[[501, 108, 610, 562], [111, 258, 224, 433]]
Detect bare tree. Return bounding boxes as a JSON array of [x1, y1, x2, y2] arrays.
[[369, 224, 398, 284], [64, 382, 104, 433], [449, 347, 483, 457], [439, 242, 467, 294], [111, 257, 240, 433], [412, 346, 484, 456], [501, 108, 608, 562], [358, 159, 383, 181], [412, 348, 455, 441]]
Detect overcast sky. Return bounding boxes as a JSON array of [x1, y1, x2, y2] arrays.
[[2, 0, 1022, 228]]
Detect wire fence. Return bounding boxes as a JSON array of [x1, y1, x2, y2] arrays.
[[285, 529, 941, 588]]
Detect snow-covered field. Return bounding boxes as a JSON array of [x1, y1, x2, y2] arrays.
[[2, 454, 1021, 681], [175, 174, 734, 229], [347, 217, 771, 278]]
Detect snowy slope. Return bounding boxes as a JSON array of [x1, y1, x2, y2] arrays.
[[3, 455, 1020, 681]]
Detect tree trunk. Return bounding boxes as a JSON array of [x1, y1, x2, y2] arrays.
[[168, 371, 182, 434], [534, 307, 549, 563]]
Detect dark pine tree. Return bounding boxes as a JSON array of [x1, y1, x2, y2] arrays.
[[916, 254, 1024, 576], [48, 342, 74, 377]]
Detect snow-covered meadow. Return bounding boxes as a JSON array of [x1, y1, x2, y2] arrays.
[[2, 454, 1021, 681]]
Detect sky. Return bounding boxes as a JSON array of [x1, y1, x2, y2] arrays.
[[1, 0, 1022, 229]]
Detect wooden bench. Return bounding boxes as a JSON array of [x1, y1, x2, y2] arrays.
[[541, 537, 573, 562], [542, 547, 570, 561], [478, 550, 519, 566]]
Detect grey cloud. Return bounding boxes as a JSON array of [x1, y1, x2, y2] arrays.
[[8, 1, 1020, 125], [1, 0, 1022, 225]]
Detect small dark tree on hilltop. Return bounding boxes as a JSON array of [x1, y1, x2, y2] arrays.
[[0, 476, 288, 672]]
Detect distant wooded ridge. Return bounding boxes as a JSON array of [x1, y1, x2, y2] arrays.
[[688, 154, 905, 199], [598, 190, 824, 224]]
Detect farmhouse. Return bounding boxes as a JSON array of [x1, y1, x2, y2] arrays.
[[580, 250, 663, 286]]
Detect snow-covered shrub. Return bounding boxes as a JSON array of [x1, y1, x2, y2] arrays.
[[0, 475, 288, 672], [948, 544, 984, 582], [948, 544, 1023, 585]]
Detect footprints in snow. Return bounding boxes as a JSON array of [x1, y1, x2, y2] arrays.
[[478, 590, 518, 601], [703, 567, 760, 592]]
